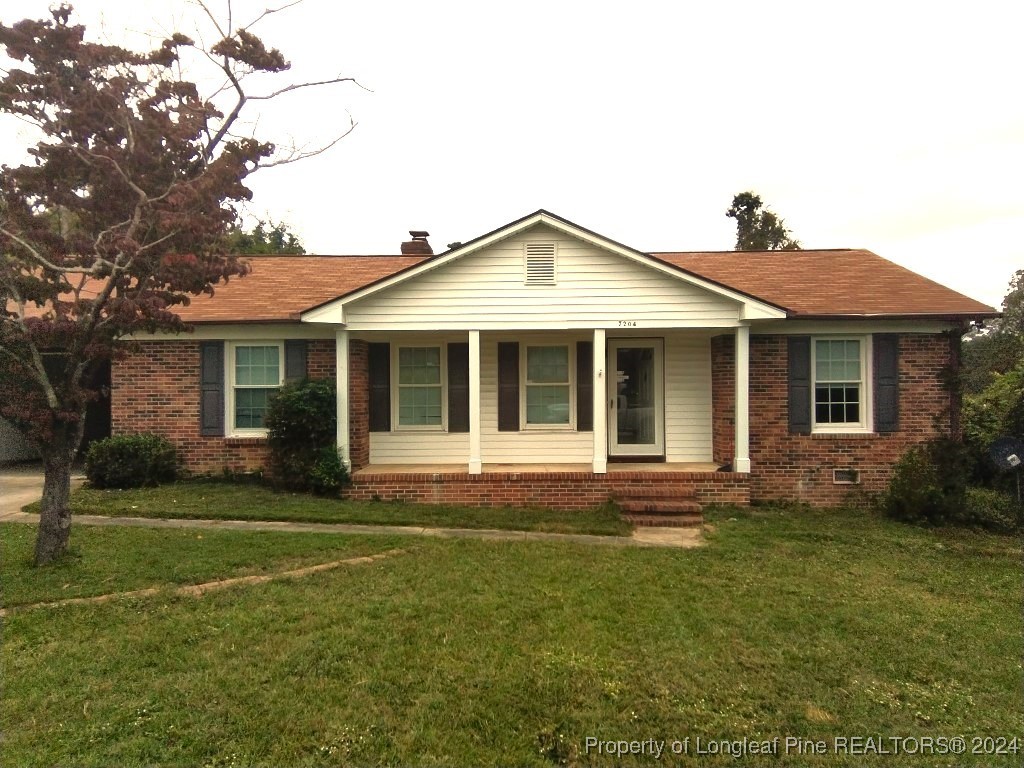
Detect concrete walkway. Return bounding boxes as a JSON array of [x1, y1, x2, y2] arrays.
[[0, 466, 702, 549]]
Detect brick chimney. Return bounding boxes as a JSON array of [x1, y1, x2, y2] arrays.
[[401, 230, 433, 255]]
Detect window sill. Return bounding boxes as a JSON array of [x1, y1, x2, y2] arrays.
[[225, 435, 269, 445], [810, 431, 878, 439]]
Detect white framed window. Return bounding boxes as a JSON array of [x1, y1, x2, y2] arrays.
[[394, 346, 445, 429], [812, 337, 871, 433], [522, 344, 573, 427], [228, 342, 284, 434], [524, 242, 557, 284]]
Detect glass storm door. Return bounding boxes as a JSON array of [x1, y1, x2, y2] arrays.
[[607, 339, 664, 457]]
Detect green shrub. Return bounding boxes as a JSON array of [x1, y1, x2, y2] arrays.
[[265, 378, 347, 492], [959, 488, 1022, 533], [309, 445, 349, 496], [85, 434, 179, 489], [883, 438, 974, 526]]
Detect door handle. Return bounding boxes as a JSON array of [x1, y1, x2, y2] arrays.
[[609, 398, 614, 409]]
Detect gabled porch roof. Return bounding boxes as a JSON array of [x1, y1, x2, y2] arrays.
[[300, 210, 789, 325]]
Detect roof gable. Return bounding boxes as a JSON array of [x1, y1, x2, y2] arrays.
[[301, 210, 787, 324]]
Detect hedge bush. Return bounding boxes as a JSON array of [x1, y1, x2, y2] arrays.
[[960, 488, 1022, 533], [882, 438, 974, 526], [265, 378, 349, 492], [85, 433, 179, 489]]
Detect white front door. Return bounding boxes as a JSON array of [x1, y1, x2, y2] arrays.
[[607, 339, 664, 457]]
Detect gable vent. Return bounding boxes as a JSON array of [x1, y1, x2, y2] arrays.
[[524, 243, 556, 284]]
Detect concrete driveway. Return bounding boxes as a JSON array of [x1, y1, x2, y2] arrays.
[[0, 464, 85, 521]]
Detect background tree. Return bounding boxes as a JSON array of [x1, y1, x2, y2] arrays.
[[225, 220, 305, 254], [961, 268, 1024, 395], [0, 4, 354, 565], [726, 191, 801, 251]]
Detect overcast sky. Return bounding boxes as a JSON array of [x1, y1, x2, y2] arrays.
[[2, 0, 1021, 308]]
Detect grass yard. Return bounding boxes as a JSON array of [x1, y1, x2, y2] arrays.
[[2, 506, 1022, 766], [23, 480, 631, 536]]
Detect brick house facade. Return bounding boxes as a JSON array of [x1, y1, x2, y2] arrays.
[[110, 211, 994, 511], [114, 330, 960, 507]]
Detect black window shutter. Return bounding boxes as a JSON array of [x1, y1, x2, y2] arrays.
[[448, 342, 470, 433], [874, 334, 900, 433], [368, 342, 391, 432], [576, 341, 593, 432], [199, 341, 225, 437], [497, 341, 520, 432], [284, 340, 307, 382], [788, 336, 812, 434]]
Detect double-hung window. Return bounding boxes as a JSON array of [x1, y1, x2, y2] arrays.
[[524, 345, 571, 426], [231, 343, 283, 432], [813, 338, 868, 431], [397, 346, 443, 428]]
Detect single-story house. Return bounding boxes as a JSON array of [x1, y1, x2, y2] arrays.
[[114, 210, 996, 512]]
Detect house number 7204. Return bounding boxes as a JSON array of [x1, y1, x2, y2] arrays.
[[618, 320, 637, 327]]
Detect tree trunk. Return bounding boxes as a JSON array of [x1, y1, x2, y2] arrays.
[[33, 438, 77, 567]]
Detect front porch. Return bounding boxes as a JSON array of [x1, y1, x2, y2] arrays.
[[345, 461, 750, 511]]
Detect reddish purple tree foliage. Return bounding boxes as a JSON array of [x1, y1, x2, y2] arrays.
[[0, 5, 353, 565]]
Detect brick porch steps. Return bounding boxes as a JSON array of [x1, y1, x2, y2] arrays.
[[611, 485, 704, 528]]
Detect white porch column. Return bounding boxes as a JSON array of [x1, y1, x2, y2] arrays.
[[592, 328, 607, 474], [468, 330, 482, 474], [734, 324, 751, 473], [335, 328, 351, 470]]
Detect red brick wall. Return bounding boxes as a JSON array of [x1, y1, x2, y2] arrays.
[[747, 333, 954, 505], [112, 339, 342, 475], [710, 334, 734, 465], [347, 470, 750, 509]]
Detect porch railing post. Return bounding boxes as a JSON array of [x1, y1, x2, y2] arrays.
[[734, 324, 751, 473], [336, 328, 351, 470], [593, 328, 607, 474], [469, 329, 482, 474]]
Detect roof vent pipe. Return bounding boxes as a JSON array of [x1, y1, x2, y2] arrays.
[[401, 230, 432, 255]]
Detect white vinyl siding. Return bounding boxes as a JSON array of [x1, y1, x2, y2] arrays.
[[366, 330, 713, 466], [369, 432, 469, 464], [342, 225, 742, 331], [663, 334, 714, 462], [482, 334, 591, 462]]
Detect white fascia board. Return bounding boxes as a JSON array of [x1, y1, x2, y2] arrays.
[[298, 212, 787, 323], [301, 302, 345, 324]]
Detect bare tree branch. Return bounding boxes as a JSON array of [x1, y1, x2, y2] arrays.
[[242, 0, 305, 32], [246, 75, 369, 102], [258, 118, 356, 168]]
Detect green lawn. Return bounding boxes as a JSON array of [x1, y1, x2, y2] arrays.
[[24, 480, 631, 536], [3, 506, 1021, 766]]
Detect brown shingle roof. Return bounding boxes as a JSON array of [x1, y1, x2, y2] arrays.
[[176, 255, 426, 322], [652, 249, 996, 317], [11, 248, 995, 324]]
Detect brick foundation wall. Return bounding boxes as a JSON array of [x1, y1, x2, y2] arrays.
[[748, 333, 954, 506], [112, 339, 341, 475], [348, 470, 750, 510], [710, 334, 734, 465]]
